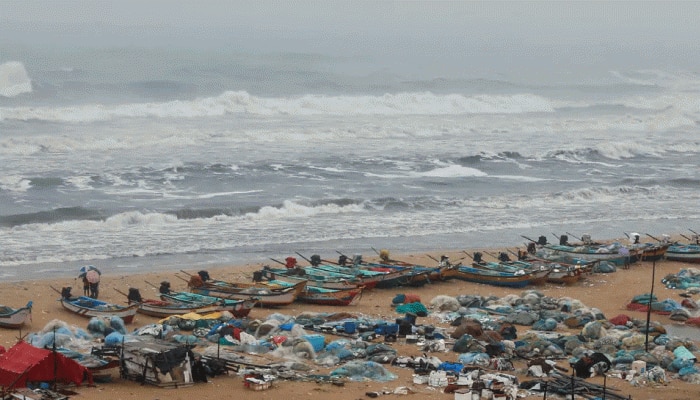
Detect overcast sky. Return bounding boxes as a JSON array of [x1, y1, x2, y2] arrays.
[[2, 1, 699, 76]]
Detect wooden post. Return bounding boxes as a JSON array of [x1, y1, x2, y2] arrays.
[[644, 261, 656, 351]]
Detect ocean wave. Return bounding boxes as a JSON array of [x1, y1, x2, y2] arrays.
[[5, 199, 367, 229], [0, 206, 106, 227], [0, 90, 556, 122], [0, 61, 32, 98]]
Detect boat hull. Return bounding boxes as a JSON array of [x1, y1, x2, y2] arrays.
[[161, 292, 258, 317], [666, 245, 700, 263], [0, 302, 32, 329], [452, 266, 547, 288], [60, 296, 138, 323], [189, 286, 297, 307], [135, 299, 222, 318], [297, 286, 364, 306], [541, 244, 633, 265]]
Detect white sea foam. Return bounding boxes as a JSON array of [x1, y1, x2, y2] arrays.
[[0, 176, 32, 192], [0, 91, 555, 122], [0, 61, 32, 98], [414, 165, 488, 178]]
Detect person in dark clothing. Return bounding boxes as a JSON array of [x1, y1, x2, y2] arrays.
[[82, 276, 90, 296], [573, 352, 611, 378], [191, 355, 208, 383]]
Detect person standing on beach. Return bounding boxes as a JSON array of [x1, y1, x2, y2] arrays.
[[85, 267, 101, 298]]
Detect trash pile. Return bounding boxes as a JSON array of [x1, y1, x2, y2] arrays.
[[626, 293, 700, 326], [11, 288, 700, 397], [663, 268, 700, 291]]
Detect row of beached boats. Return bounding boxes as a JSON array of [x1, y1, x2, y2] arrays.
[[3, 231, 698, 329], [525, 230, 700, 266]]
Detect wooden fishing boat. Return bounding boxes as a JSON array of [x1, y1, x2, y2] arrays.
[[257, 266, 369, 289], [187, 274, 308, 300], [298, 285, 364, 306], [514, 251, 594, 284], [632, 242, 670, 261], [160, 291, 258, 318], [118, 288, 223, 318], [666, 244, 700, 263], [360, 262, 440, 286], [57, 288, 138, 323], [468, 259, 552, 285], [134, 299, 223, 318], [188, 283, 298, 307], [310, 263, 418, 289], [263, 279, 364, 306], [0, 301, 32, 328], [452, 265, 550, 288], [539, 244, 637, 266]]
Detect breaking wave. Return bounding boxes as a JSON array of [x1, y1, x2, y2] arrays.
[[0, 90, 555, 122], [0, 61, 32, 98]]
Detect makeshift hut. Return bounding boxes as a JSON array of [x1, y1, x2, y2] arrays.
[[0, 341, 92, 391], [119, 339, 194, 388]]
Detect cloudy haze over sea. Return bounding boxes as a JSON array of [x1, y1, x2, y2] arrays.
[[1, 1, 699, 281]]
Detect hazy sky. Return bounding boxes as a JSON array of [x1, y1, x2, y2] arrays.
[[2, 1, 699, 77]]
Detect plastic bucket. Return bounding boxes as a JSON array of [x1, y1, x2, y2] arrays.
[[343, 321, 357, 334], [302, 334, 326, 352]]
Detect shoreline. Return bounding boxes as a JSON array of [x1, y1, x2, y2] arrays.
[[2, 245, 700, 400]]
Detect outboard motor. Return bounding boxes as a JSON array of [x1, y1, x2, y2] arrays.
[[439, 255, 450, 267], [581, 234, 592, 245], [631, 233, 641, 244], [252, 271, 264, 282], [127, 288, 143, 303], [310, 254, 322, 266], [61, 287, 73, 299], [285, 257, 297, 269], [527, 242, 537, 254], [537, 236, 548, 246], [338, 254, 348, 266], [518, 249, 528, 261], [498, 252, 511, 262], [352, 254, 363, 266], [198, 270, 211, 282], [473, 252, 483, 263], [159, 281, 171, 295], [560, 235, 569, 246]]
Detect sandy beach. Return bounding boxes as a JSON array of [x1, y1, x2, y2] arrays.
[[2, 247, 700, 400]]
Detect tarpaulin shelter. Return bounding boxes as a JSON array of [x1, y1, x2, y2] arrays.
[[0, 341, 92, 390]]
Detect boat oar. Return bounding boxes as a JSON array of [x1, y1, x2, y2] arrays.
[[461, 250, 474, 260], [144, 280, 160, 289], [645, 233, 662, 242], [623, 232, 630, 238], [113, 288, 140, 304], [335, 250, 350, 258], [566, 231, 582, 242], [551, 232, 560, 241], [295, 251, 313, 265], [690, 228, 699, 235], [426, 254, 440, 263], [679, 233, 692, 241], [521, 235, 537, 243], [483, 250, 502, 260], [269, 258, 287, 266]]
